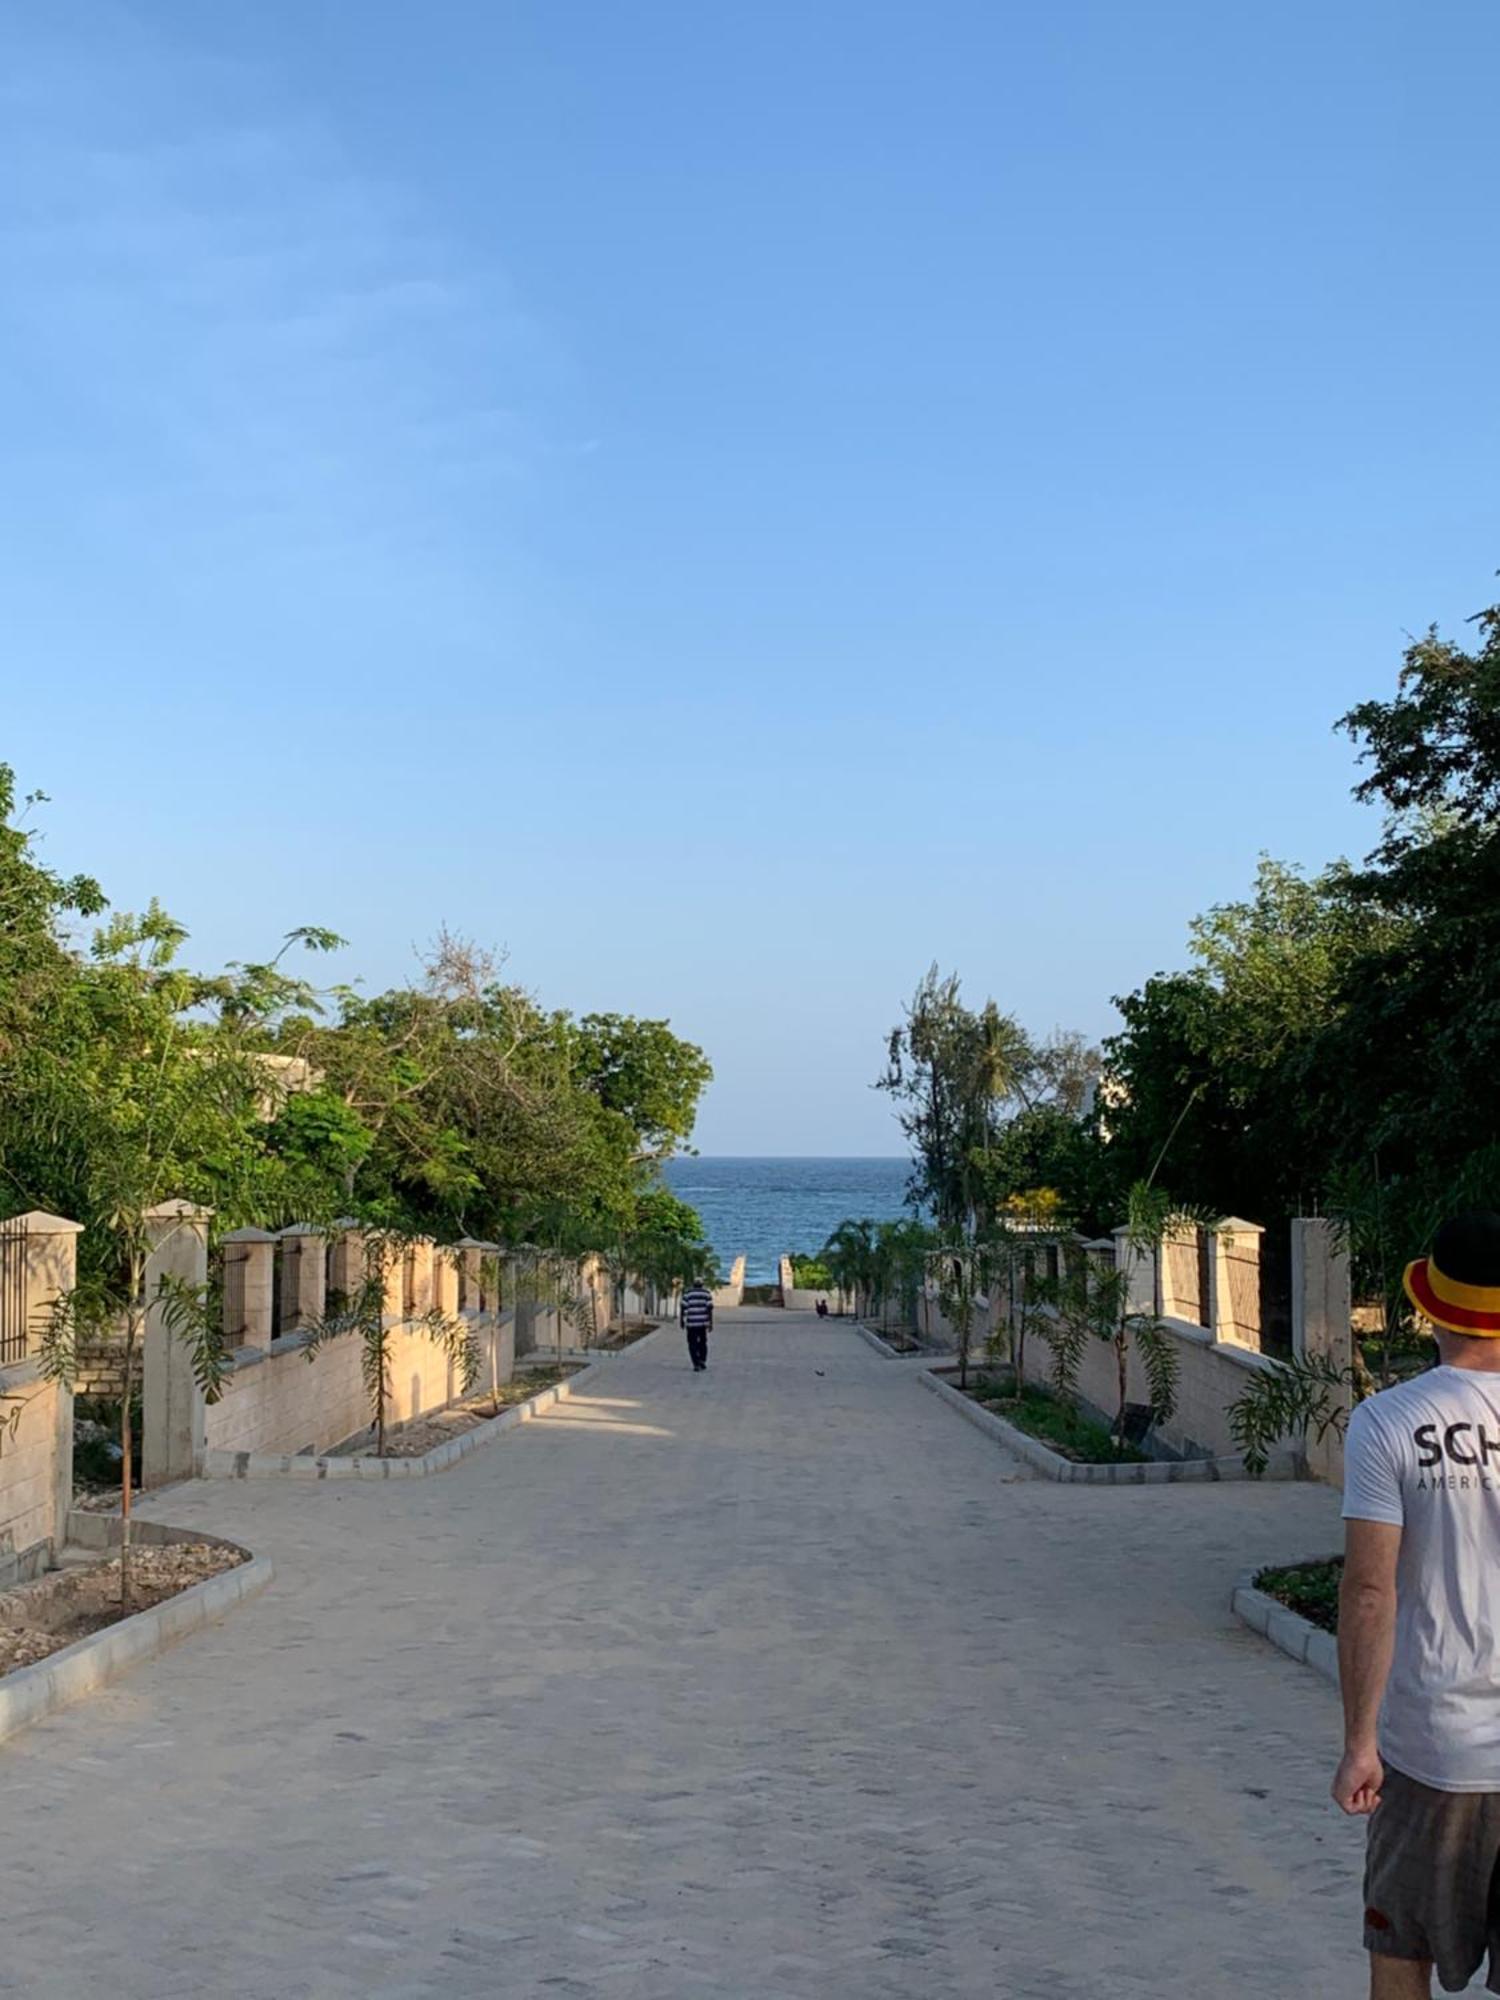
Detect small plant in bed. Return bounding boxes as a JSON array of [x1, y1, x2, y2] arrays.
[[964, 1374, 1148, 1465], [1256, 1557, 1342, 1634]]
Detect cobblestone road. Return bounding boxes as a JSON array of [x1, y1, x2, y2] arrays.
[[0, 1310, 1376, 1997]]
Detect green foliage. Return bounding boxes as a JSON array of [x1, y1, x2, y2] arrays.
[[1256, 1557, 1342, 1634], [818, 1215, 936, 1329], [266, 1089, 373, 1183], [1228, 1351, 1361, 1478], [878, 967, 1037, 1228], [966, 1377, 1147, 1465], [301, 1233, 478, 1456], [789, 1255, 833, 1287], [567, 1015, 713, 1161], [1031, 1259, 1178, 1443], [1099, 859, 1392, 1225], [1097, 592, 1500, 1278]]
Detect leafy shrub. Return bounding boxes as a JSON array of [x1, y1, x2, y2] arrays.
[[1257, 1557, 1342, 1633], [789, 1255, 833, 1288]]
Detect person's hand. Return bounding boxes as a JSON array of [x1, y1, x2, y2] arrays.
[[1332, 1745, 1384, 1815]]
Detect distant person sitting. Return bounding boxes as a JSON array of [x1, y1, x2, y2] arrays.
[[679, 1279, 713, 1372], [816, 1297, 829, 1318]]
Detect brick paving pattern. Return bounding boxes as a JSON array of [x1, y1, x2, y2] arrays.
[[0, 1310, 1380, 1997]]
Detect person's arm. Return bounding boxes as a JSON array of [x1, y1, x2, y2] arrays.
[[1332, 1516, 1401, 1814]]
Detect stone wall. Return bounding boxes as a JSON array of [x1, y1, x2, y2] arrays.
[[0, 1373, 71, 1586], [911, 1215, 1351, 1481], [0, 1212, 81, 1583], [204, 1310, 514, 1460], [1063, 1314, 1284, 1464], [778, 1254, 855, 1314], [712, 1256, 746, 1311]]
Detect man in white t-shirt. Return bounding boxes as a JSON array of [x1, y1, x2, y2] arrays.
[[1336, 1209, 1500, 1998]]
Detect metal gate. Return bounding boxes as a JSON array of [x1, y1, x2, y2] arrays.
[[0, 1218, 28, 1365]]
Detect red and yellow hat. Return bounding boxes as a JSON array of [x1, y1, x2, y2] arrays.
[[1404, 1210, 1500, 1338]]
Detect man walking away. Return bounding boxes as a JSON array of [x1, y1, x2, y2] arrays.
[[680, 1278, 713, 1372], [1335, 1209, 1500, 1998]]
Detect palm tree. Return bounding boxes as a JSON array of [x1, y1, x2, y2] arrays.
[[821, 1218, 878, 1316]]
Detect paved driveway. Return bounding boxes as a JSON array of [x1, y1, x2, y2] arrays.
[[0, 1309, 1373, 1997]]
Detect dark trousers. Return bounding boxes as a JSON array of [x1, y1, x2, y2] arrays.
[[685, 1324, 709, 1369]]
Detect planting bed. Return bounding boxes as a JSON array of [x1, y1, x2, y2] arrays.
[[0, 1541, 248, 1679], [329, 1366, 578, 1459], [959, 1374, 1148, 1466], [1257, 1556, 1341, 1634]]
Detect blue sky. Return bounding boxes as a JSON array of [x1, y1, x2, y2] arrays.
[[2, 1, 1497, 1153]]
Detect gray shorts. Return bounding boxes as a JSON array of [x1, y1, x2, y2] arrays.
[[1365, 1765, 1500, 1993]]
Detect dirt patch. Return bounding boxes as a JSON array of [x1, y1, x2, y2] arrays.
[[328, 1367, 579, 1459], [0, 1542, 247, 1679], [868, 1327, 923, 1353], [598, 1318, 657, 1349]]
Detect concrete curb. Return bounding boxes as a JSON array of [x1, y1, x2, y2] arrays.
[[919, 1368, 1276, 1484], [200, 1325, 678, 1481], [0, 1520, 271, 1752], [852, 1322, 942, 1361], [1231, 1563, 1340, 1686]]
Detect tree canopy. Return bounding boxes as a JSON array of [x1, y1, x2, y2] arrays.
[[0, 769, 715, 1282]]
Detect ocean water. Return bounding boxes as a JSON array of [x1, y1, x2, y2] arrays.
[[662, 1157, 914, 1285]]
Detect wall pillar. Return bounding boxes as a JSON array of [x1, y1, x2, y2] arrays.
[[15, 1210, 83, 1551], [1111, 1226, 1156, 1314], [1292, 1217, 1354, 1484], [142, 1200, 212, 1488], [329, 1221, 365, 1303], [278, 1224, 327, 1333], [433, 1245, 460, 1318], [382, 1240, 406, 1321], [221, 1227, 277, 1351], [1208, 1218, 1264, 1350], [452, 1239, 484, 1314], [1157, 1226, 1202, 1323], [471, 1241, 501, 1312], [408, 1239, 435, 1316]]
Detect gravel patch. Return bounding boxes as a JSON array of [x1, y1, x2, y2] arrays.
[[328, 1367, 580, 1459], [0, 1542, 248, 1677]]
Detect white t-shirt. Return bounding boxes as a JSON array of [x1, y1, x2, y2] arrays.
[[1343, 1365, 1500, 1792]]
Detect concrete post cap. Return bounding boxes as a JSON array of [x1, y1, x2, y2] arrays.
[[4, 1210, 84, 1236], [220, 1227, 279, 1244]]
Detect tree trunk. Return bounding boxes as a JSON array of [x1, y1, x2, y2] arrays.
[[119, 1279, 142, 1612], [1115, 1334, 1128, 1453], [375, 1338, 386, 1458]]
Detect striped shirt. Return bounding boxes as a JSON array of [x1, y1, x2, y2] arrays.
[[680, 1284, 713, 1331]]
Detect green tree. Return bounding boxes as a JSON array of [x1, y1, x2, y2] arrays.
[[879, 967, 1034, 1228], [302, 1232, 477, 1456], [1033, 1260, 1178, 1450], [28, 906, 293, 1603], [568, 1014, 713, 1162], [1101, 857, 1395, 1224]]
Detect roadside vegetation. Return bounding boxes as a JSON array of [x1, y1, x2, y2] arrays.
[[1257, 1558, 1342, 1634], [963, 1375, 1146, 1466], [817, 586, 1500, 1462], [0, 766, 717, 1589]]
